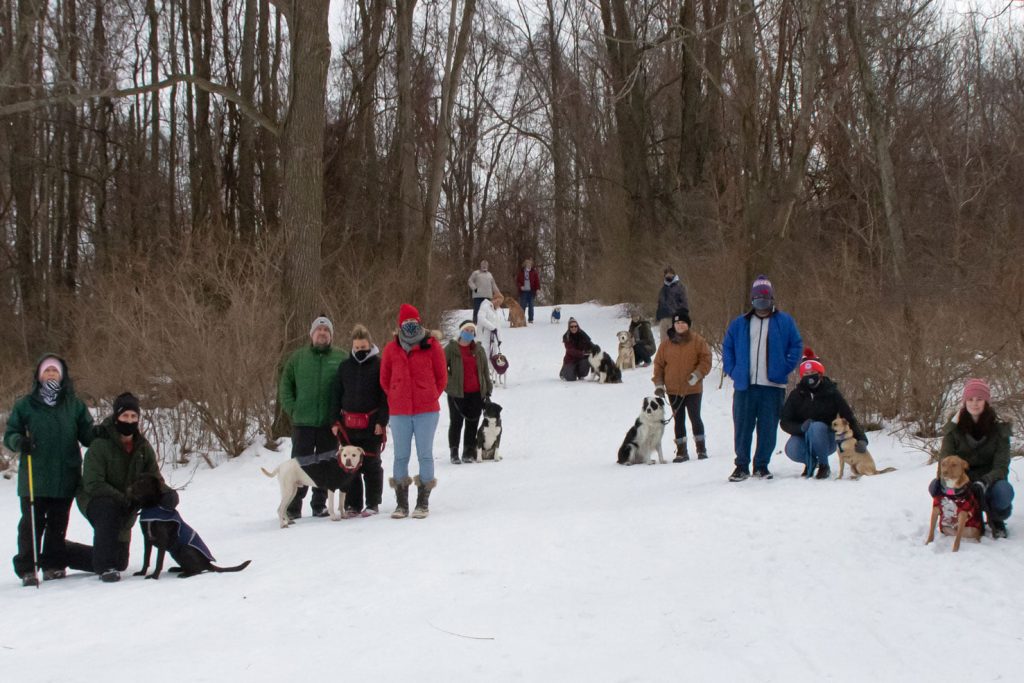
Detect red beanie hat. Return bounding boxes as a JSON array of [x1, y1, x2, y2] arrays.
[[798, 347, 825, 377], [397, 303, 420, 325], [963, 378, 991, 403]]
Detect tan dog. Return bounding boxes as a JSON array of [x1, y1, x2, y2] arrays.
[[261, 445, 365, 528], [831, 416, 895, 479], [507, 299, 527, 328], [615, 330, 635, 370], [926, 455, 983, 552]]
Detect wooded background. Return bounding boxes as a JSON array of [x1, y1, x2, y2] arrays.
[[2, 0, 1022, 459]]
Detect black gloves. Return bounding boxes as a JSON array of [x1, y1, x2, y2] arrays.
[[19, 434, 36, 456]]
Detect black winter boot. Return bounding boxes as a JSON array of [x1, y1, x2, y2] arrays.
[[411, 476, 437, 519], [389, 477, 412, 519], [672, 439, 689, 463], [814, 463, 831, 480], [450, 447, 461, 464], [695, 435, 708, 460], [461, 448, 475, 464]]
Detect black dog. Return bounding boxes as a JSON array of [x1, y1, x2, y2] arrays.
[[130, 473, 251, 579], [476, 400, 503, 461]]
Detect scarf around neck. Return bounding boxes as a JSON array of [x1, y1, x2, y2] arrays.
[[39, 379, 62, 407]]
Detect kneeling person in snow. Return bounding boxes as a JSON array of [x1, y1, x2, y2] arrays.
[[652, 309, 712, 461], [560, 318, 593, 381]]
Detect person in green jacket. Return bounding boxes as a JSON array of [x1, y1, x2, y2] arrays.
[[4, 355, 94, 586], [278, 315, 347, 519], [444, 320, 493, 465], [931, 378, 1014, 539], [78, 392, 176, 582]]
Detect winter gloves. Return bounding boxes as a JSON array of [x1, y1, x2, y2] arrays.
[[688, 371, 703, 386], [18, 433, 36, 456], [654, 386, 666, 398]]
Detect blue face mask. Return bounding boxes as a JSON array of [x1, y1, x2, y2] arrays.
[[459, 330, 475, 343]]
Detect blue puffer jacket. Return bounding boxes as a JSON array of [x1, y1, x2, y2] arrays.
[[722, 310, 802, 391]]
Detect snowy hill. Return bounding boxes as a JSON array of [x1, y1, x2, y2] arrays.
[[3, 303, 1022, 682]]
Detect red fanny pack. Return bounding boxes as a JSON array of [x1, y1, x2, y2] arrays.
[[342, 410, 375, 430]]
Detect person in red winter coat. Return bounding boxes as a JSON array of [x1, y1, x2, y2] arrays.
[[379, 304, 447, 519], [515, 257, 541, 324]]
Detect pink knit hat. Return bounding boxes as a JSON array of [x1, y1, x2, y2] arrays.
[[37, 357, 63, 381], [963, 378, 991, 403]]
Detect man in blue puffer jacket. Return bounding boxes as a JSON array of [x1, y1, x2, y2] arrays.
[[721, 275, 802, 482]]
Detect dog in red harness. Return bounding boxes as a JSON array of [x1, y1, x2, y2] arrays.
[[926, 455, 983, 552]]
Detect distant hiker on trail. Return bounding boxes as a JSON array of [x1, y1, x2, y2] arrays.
[[655, 266, 690, 343], [780, 349, 866, 479], [515, 257, 540, 324], [380, 304, 447, 519], [278, 315, 347, 520], [560, 317, 594, 381], [468, 260, 501, 324], [629, 312, 656, 367], [4, 355, 95, 587], [652, 309, 712, 462], [444, 320, 493, 465], [329, 324, 388, 517], [930, 379, 1014, 539], [78, 393, 178, 583], [722, 275, 802, 482]]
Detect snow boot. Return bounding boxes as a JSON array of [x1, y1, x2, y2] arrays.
[[389, 477, 412, 519], [991, 520, 1008, 539], [450, 447, 461, 464], [100, 569, 121, 583], [695, 435, 708, 460], [21, 573, 39, 587], [728, 466, 750, 482], [461, 448, 475, 464], [672, 439, 689, 463], [753, 467, 774, 480], [411, 476, 437, 519], [814, 463, 831, 480], [43, 568, 66, 581]]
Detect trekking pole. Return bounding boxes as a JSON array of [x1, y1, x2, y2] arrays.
[[26, 430, 40, 588]]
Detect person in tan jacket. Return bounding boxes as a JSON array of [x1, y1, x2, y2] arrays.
[[652, 309, 712, 461]]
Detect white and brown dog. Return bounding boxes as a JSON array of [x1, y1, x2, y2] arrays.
[[261, 445, 364, 528], [615, 330, 636, 371], [617, 396, 667, 465]]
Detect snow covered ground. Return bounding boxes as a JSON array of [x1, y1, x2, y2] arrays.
[[2, 302, 1022, 682]]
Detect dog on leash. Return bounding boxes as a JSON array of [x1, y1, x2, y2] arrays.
[[832, 416, 895, 479], [130, 473, 251, 579], [476, 400, 503, 461], [615, 331, 636, 371], [926, 455, 983, 552], [261, 445, 365, 528], [507, 299, 527, 328], [587, 344, 622, 383], [550, 306, 561, 324], [617, 396, 667, 465]]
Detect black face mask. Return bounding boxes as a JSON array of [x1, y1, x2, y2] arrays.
[[353, 349, 371, 362], [664, 276, 674, 285], [800, 375, 822, 390], [115, 420, 139, 437]]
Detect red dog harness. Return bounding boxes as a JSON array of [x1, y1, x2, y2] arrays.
[[933, 485, 982, 535]]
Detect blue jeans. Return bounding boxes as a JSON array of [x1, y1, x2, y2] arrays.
[[928, 478, 1015, 520], [519, 290, 535, 322], [390, 412, 439, 484], [784, 421, 837, 468], [732, 385, 785, 469], [472, 297, 486, 324]]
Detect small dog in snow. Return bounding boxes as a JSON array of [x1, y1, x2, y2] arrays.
[[476, 400, 503, 461], [550, 307, 562, 324], [617, 396, 667, 465], [261, 445, 365, 528], [587, 344, 622, 384], [615, 330, 636, 371]]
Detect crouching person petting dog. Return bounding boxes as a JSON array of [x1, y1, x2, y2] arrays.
[[652, 309, 712, 462], [78, 393, 178, 583], [445, 321, 493, 465], [329, 324, 388, 516], [780, 349, 866, 479], [380, 304, 447, 519], [929, 379, 1014, 539], [560, 318, 593, 381]]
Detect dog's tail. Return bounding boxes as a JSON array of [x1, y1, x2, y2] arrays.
[[212, 560, 251, 573], [260, 466, 278, 479], [876, 467, 897, 474]]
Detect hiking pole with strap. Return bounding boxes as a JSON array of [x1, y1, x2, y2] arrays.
[[26, 430, 40, 588]]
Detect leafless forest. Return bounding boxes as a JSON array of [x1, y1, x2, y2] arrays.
[[1, 0, 1022, 458]]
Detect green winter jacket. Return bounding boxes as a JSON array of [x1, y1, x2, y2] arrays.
[[444, 340, 492, 399], [278, 344, 348, 427], [3, 355, 94, 498], [938, 416, 1012, 487]]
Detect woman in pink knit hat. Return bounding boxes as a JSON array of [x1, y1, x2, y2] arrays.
[[931, 378, 1014, 538]]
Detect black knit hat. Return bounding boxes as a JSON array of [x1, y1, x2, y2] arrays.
[[672, 308, 692, 326], [113, 392, 141, 419]]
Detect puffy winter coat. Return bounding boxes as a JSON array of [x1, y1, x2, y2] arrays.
[[656, 277, 690, 320], [721, 310, 802, 391], [444, 340, 492, 399], [515, 268, 540, 292], [329, 347, 389, 429], [938, 414, 1012, 487], [630, 319, 656, 356], [779, 376, 866, 442], [562, 328, 593, 364], [475, 299, 503, 353], [652, 329, 712, 396], [380, 335, 448, 416], [278, 344, 348, 427], [3, 355, 94, 498]]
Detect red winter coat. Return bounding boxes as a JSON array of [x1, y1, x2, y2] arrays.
[[515, 268, 540, 292], [380, 336, 448, 416]]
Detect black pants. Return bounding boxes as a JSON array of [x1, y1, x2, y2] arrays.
[[12, 497, 77, 576], [669, 393, 705, 441], [633, 343, 653, 365], [344, 455, 385, 511], [86, 497, 131, 574], [448, 393, 484, 454], [560, 358, 590, 381], [289, 426, 332, 515]]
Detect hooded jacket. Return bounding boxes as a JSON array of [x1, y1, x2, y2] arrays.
[[3, 354, 94, 498], [722, 309, 802, 391], [380, 334, 448, 416], [779, 376, 866, 442], [652, 329, 713, 396], [329, 346, 389, 429], [656, 276, 690, 320], [938, 413, 1012, 487], [562, 327, 594, 364]]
